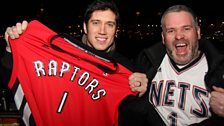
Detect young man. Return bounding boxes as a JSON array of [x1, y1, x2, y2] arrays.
[[131, 4, 224, 125], [2, 0, 165, 126]]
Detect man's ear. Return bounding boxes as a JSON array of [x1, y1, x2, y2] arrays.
[[83, 22, 87, 34], [161, 32, 165, 45], [197, 27, 201, 40]]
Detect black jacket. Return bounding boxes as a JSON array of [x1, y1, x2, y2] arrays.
[[134, 38, 224, 125]]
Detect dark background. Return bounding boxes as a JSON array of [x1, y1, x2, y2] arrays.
[[0, 0, 223, 60], [0, 0, 223, 22], [0, 0, 223, 58], [0, 0, 223, 25]]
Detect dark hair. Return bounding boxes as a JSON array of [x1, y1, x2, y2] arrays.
[[161, 5, 199, 31], [84, 0, 120, 27]]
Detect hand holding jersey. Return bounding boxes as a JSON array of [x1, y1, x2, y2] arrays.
[[7, 20, 138, 126], [2, 1, 150, 125], [128, 72, 148, 97], [4, 21, 148, 98], [5, 20, 28, 53]]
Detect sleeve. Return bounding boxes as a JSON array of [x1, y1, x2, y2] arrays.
[[118, 95, 166, 126], [204, 58, 224, 89], [133, 50, 153, 73], [201, 39, 224, 89], [189, 114, 224, 126], [1, 51, 12, 88], [1, 51, 13, 69]]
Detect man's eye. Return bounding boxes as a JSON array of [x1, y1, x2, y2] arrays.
[[184, 27, 191, 31], [167, 30, 174, 33], [107, 23, 115, 27], [93, 22, 98, 25]]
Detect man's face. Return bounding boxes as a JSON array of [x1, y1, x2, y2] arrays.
[[162, 11, 201, 65], [84, 10, 117, 51]]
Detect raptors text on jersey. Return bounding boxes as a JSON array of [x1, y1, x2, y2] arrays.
[[8, 20, 137, 126]]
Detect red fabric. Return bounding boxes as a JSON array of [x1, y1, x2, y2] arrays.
[[8, 20, 137, 126]]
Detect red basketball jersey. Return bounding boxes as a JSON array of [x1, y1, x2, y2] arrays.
[[8, 20, 137, 126]]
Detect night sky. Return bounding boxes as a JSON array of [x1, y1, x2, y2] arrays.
[[1, 0, 223, 27], [0, 0, 223, 59]]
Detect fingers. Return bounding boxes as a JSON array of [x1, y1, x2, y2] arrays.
[[5, 26, 19, 39], [210, 90, 224, 117], [5, 20, 28, 39], [15, 20, 28, 35], [212, 86, 224, 93], [210, 97, 224, 117], [129, 72, 148, 87], [4, 20, 28, 53], [134, 82, 147, 97], [21, 20, 28, 33], [211, 90, 224, 102], [129, 72, 148, 97], [16, 22, 23, 34]]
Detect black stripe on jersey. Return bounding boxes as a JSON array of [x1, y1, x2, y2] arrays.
[[11, 78, 20, 94], [19, 97, 26, 117], [29, 115, 36, 126], [49, 33, 118, 74], [169, 52, 203, 73], [11, 78, 36, 126]]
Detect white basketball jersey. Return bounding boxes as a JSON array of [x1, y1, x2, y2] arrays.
[[149, 54, 211, 126]]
